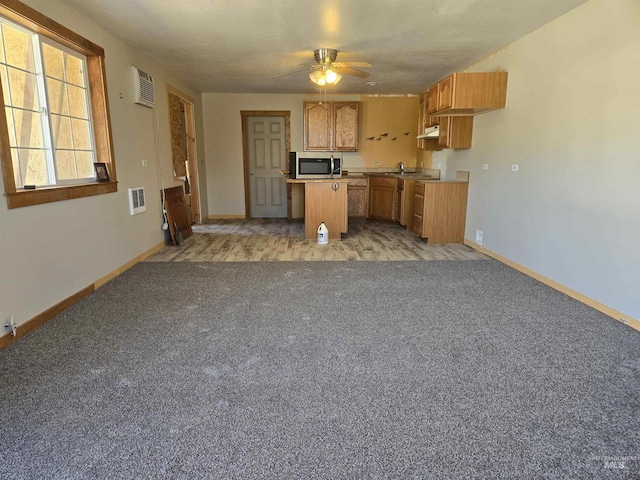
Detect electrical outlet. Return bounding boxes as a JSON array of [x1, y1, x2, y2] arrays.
[[420, 161, 424, 167], [4, 316, 16, 336], [374, 162, 380, 166], [476, 229, 483, 246], [437, 163, 442, 168], [512, 164, 519, 172], [482, 164, 488, 170], [142, 160, 148, 167]]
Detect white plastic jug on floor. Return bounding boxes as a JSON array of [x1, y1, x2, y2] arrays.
[[317, 222, 329, 245]]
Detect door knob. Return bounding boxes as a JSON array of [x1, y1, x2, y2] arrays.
[[250, 172, 254, 175]]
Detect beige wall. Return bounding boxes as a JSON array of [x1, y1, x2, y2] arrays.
[[7, 0, 634, 335], [0, 0, 206, 330], [435, 0, 640, 319], [202, 93, 419, 216], [355, 96, 420, 169]]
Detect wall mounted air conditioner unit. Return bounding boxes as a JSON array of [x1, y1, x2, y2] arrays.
[[128, 187, 147, 215], [133, 66, 155, 108]]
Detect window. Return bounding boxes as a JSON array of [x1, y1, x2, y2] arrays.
[[0, 1, 116, 208]]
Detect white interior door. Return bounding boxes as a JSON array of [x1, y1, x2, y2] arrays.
[[248, 116, 287, 218]]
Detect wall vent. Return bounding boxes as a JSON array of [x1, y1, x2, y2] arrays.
[[133, 66, 155, 108], [128, 187, 147, 215]]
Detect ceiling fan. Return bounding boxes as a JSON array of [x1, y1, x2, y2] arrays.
[[279, 48, 372, 86]]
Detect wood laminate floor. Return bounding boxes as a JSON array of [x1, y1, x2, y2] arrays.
[[146, 219, 488, 262]]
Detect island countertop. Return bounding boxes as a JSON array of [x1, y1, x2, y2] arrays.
[[285, 178, 349, 184]]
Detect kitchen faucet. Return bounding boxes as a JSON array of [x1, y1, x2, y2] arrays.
[[398, 162, 405, 174]]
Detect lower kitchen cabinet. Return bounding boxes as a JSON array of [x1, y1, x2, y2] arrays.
[[412, 181, 469, 243], [347, 178, 369, 218], [304, 181, 348, 239], [396, 178, 416, 227], [368, 176, 397, 221]]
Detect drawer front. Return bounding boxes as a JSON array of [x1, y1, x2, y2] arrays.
[[369, 177, 397, 188], [413, 193, 424, 216], [412, 213, 423, 236], [347, 178, 368, 187]]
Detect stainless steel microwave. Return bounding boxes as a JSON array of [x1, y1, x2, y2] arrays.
[[289, 152, 342, 179]]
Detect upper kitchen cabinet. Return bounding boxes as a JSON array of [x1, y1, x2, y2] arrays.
[[333, 102, 359, 151], [418, 93, 440, 151], [430, 71, 508, 116], [438, 116, 473, 149], [304, 102, 331, 150], [304, 101, 359, 151], [427, 87, 439, 116]]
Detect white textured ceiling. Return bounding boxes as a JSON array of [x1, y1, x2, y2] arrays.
[[60, 0, 589, 94]]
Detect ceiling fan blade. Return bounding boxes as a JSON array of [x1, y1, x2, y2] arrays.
[[339, 61, 372, 68], [272, 67, 311, 79], [339, 66, 371, 79]]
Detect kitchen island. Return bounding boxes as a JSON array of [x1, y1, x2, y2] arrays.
[[286, 178, 348, 240]]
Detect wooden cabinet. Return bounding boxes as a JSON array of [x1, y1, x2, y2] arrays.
[[418, 71, 507, 150], [418, 93, 439, 151], [304, 101, 359, 151], [431, 72, 508, 116], [438, 116, 473, 149], [347, 177, 369, 218], [304, 181, 348, 239], [411, 187, 424, 237], [418, 107, 472, 150], [421, 89, 474, 150], [427, 87, 439, 115], [436, 75, 454, 111], [396, 178, 416, 227], [333, 102, 359, 151], [304, 103, 332, 150], [368, 176, 397, 221], [412, 181, 469, 244], [417, 94, 426, 151]]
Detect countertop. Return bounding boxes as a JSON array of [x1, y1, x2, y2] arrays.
[[364, 173, 437, 180], [285, 178, 349, 184], [415, 179, 469, 184]]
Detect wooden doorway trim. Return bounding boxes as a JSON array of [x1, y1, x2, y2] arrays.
[[167, 85, 201, 223], [241, 110, 291, 219]]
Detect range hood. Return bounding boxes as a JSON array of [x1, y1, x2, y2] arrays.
[[417, 125, 439, 139]]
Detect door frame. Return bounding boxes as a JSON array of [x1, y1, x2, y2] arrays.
[[167, 85, 201, 223], [241, 111, 290, 219]]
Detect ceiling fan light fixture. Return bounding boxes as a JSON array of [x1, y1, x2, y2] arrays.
[[309, 70, 326, 85], [325, 68, 339, 84], [309, 67, 342, 86]]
